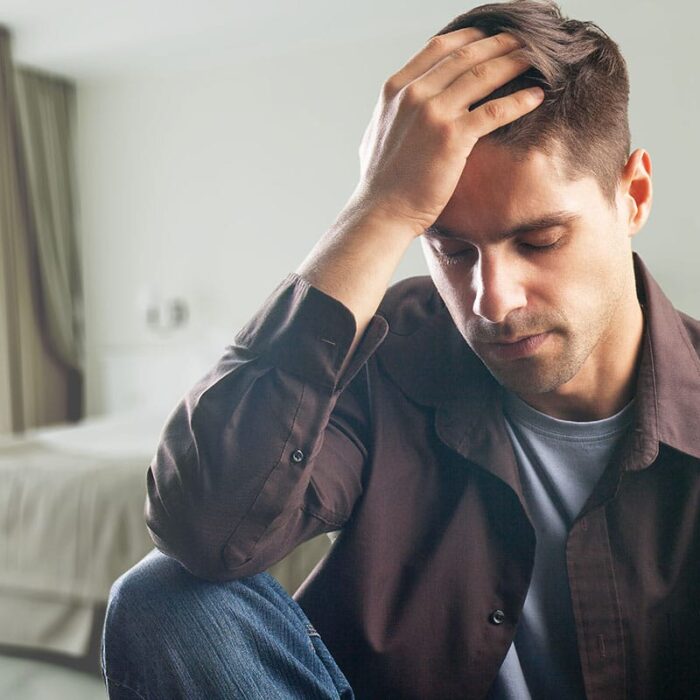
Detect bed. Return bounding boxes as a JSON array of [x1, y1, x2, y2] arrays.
[[0, 403, 331, 698]]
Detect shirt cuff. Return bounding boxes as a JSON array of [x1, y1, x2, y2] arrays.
[[233, 273, 389, 391]]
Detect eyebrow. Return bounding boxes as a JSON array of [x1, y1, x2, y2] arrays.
[[424, 211, 581, 242]]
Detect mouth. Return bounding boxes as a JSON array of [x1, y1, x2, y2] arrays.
[[486, 331, 550, 360]]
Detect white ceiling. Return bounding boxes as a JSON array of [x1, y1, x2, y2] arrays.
[[0, 0, 467, 81]]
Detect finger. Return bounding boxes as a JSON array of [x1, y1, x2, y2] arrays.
[[458, 86, 545, 140], [416, 32, 524, 99], [441, 49, 534, 112], [386, 27, 488, 94]]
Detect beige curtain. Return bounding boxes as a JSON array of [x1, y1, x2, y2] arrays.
[[0, 26, 83, 434]]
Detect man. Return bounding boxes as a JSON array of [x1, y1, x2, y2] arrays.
[[102, 1, 700, 698]]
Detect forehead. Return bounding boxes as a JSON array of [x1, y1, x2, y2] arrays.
[[434, 140, 602, 238]]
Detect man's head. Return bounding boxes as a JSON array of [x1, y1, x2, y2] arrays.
[[433, 0, 630, 206], [421, 1, 652, 417]]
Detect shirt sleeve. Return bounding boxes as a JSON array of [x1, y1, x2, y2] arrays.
[[144, 273, 389, 581]]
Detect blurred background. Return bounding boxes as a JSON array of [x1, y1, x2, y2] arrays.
[[0, 0, 697, 697]]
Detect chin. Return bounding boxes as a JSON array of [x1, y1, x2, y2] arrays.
[[483, 358, 581, 396]]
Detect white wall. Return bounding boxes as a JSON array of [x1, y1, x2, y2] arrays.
[[74, 1, 700, 416]]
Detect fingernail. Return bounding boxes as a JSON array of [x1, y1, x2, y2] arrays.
[[529, 87, 545, 99]]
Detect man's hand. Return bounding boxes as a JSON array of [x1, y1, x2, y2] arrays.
[[353, 28, 544, 236]]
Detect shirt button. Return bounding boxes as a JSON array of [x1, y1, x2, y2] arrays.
[[291, 449, 305, 463], [489, 609, 506, 625]]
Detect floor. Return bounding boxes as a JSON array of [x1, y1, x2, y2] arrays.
[[0, 655, 106, 699], [0, 601, 107, 699]]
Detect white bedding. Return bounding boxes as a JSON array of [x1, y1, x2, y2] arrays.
[[0, 409, 167, 656], [30, 407, 169, 457]]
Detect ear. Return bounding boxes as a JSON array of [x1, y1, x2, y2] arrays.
[[616, 148, 652, 238]]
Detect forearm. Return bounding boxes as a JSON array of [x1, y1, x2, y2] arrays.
[[296, 197, 418, 371]]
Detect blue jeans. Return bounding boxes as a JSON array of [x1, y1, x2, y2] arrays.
[[101, 548, 355, 699]]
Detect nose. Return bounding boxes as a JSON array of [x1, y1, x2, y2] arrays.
[[471, 252, 527, 324]]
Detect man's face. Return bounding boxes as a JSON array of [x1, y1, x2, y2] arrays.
[[421, 139, 635, 397]]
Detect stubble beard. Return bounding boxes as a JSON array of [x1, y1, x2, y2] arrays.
[[473, 329, 590, 395], [465, 295, 622, 396]]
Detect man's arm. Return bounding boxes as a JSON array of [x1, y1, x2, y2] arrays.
[[145, 28, 544, 581], [145, 275, 385, 581]]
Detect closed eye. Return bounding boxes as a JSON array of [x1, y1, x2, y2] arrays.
[[518, 238, 563, 252], [431, 234, 565, 265]]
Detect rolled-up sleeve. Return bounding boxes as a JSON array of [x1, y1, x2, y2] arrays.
[[145, 273, 388, 581]]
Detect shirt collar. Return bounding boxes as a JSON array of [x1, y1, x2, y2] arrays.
[[377, 253, 700, 471], [631, 253, 700, 463]]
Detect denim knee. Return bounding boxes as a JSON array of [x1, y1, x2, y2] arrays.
[[101, 548, 351, 700], [101, 548, 275, 697], [103, 547, 302, 641]]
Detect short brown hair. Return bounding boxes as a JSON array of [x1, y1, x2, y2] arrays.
[[434, 0, 630, 205]]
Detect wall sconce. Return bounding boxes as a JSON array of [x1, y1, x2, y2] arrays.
[[138, 287, 189, 334], [146, 298, 189, 333]]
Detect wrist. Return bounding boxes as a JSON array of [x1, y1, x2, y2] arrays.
[[341, 190, 429, 242]]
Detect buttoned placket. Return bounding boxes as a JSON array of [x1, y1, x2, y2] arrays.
[[434, 385, 536, 687]]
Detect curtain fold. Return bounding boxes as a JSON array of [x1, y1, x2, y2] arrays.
[[0, 26, 83, 434], [14, 67, 83, 374]]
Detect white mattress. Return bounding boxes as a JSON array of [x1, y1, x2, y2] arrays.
[[0, 409, 167, 657], [29, 407, 170, 458]]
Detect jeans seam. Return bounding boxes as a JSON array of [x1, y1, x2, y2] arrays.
[[104, 674, 148, 700]]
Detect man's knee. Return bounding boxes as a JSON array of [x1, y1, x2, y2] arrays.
[[102, 549, 286, 696], [101, 549, 350, 700], [104, 548, 281, 647], [106, 549, 193, 637]]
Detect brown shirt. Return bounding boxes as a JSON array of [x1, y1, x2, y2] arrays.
[[146, 253, 700, 699]]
